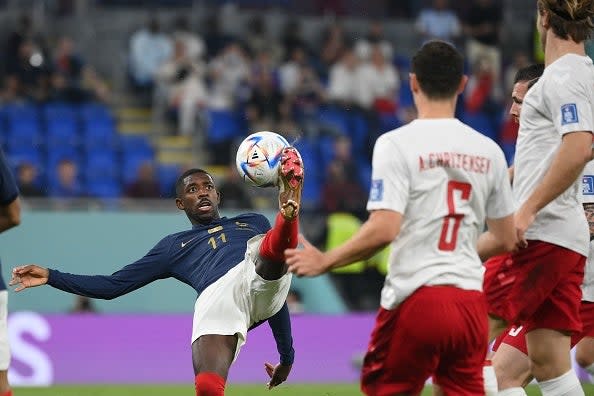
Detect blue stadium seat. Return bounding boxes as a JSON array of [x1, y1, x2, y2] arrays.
[[120, 135, 154, 157], [87, 181, 122, 199], [85, 150, 119, 183], [122, 154, 154, 184], [462, 112, 497, 141], [348, 112, 369, 153], [79, 102, 114, 125], [206, 110, 245, 144], [317, 107, 349, 136], [157, 164, 182, 198], [46, 119, 79, 147], [83, 122, 117, 149], [7, 147, 43, 169], [43, 102, 77, 122], [293, 138, 321, 208]]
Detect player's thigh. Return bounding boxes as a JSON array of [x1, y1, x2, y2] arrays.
[[191, 334, 238, 378], [576, 337, 594, 368], [492, 342, 532, 389]]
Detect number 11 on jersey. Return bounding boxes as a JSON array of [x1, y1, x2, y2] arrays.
[[438, 181, 472, 251]]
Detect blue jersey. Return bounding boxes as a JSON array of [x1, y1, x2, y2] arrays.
[[47, 213, 295, 364], [0, 147, 19, 290]]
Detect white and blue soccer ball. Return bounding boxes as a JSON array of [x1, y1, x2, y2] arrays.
[[235, 131, 290, 187]]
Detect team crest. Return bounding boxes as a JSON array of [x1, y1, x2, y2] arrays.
[[561, 103, 578, 125]]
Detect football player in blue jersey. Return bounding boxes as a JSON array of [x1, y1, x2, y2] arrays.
[[10, 147, 304, 396], [0, 147, 21, 396]]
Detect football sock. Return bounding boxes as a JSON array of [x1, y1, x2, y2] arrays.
[[195, 372, 225, 396], [0, 390, 12, 396], [585, 362, 594, 375], [537, 370, 584, 396], [498, 387, 527, 396], [483, 359, 498, 396], [259, 213, 298, 263]]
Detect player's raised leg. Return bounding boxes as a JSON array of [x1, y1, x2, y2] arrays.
[[256, 147, 304, 280]]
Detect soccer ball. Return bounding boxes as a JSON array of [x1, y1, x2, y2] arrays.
[[236, 131, 290, 187]]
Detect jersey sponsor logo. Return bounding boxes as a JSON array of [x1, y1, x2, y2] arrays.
[[561, 103, 579, 125], [369, 179, 384, 201], [181, 236, 198, 248], [583, 175, 594, 195]]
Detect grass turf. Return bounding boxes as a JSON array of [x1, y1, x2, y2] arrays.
[[13, 384, 594, 395]]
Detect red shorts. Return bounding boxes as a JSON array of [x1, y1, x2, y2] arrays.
[[483, 241, 585, 333], [360, 286, 487, 396], [492, 301, 594, 355]]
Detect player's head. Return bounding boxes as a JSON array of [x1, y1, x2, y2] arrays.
[[410, 40, 466, 102], [536, 0, 594, 48], [509, 63, 544, 123], [175, 168, 221, 225]]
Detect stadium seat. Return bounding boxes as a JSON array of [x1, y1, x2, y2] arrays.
[[122, 154, 154, 184], [86, 181, 122, 199], [46, 119, 79, 147], [85, 150, 120, 183], [206, 110, 245, 144], [79, 102, 114, 125], [82, 122, 118, 149], [43, 102, 78, 122], [462, 112, 497, 141], [157, 163, 181, 198], [120, 135, 154, 157], [317, 107, 349, 136]]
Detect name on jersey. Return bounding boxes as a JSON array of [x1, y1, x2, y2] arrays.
[[418, 152, 491, 174]]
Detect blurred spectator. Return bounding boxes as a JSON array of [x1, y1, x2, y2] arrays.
[[6, 39, 52, 101], [321, 160, 367, 219], [354, 19, 394, 62], [16, 163, 45, 197], [124, 161, 161, 198], [50, 159, 83, 198], [245, 65, 283, 133], [3, 14, 47, 75], [281, 19, 309, 62], [357, 44, 399, 114], [503, 51, 531, 98], [465, 57, 499, 116], [279, 46, 309, 96], [154, 40, 207, 136], [69, 296, 97, 313], [54, 36, 84, 82], [415, 0, 461, 45], [316, 22, 349, 80], [217, 164, 253, 209], [202, 13, 233, 58], [462, 0, 503, 99], [208, 42, 250, 111], [172, 15, 205, 62], [286, 289, 304, 314], [244, 16, 282, 64], [327, 46, 361, 108], [128, 17, 172, 90]]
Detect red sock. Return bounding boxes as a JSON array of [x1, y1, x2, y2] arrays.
[[1, 390, 12, 396], [195, 372, 225, 396], [259, 213, 299, 263]]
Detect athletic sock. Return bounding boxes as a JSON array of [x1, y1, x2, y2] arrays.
[[586, 362, 594, 376], [498, 387, 527, 396], [0, 390, 12, 396], [483, 359, 498, 396], [538, 370, 584, 396], [195, 372, 225, 396], [259, 213, 298, 263]]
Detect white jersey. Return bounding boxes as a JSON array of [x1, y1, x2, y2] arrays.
[[582, 161, 594, 301], [367, 119, 514, 309], [513, 54, 594, 257]]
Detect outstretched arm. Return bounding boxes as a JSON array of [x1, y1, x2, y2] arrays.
[[11, 237, 172, 300], [264, 303, 294, 389]]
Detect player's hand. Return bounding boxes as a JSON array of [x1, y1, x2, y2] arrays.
[[264, 362, 291, 389], [10, 265, 50, 292], [514, 205, 535, 250], [285, 234, 330, 277]]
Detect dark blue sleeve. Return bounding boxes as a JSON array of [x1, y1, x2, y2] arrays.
[[0, 148, 19, 205], [267, 303, 295, 366], [47, 237, 172, 300], [251, 213, 272, 234]]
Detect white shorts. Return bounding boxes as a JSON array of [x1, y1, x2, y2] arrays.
[[191, 235, 292, 362], [0, 291, 9, 370]]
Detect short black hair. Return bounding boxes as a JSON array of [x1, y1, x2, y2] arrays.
[[411, 40, 464, 100], [513, 64, 545, 84], [175, 168, 212, 198]]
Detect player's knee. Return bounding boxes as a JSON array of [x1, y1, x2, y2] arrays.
[[575, 349, 594, 369], [195, 372, 225, 396]]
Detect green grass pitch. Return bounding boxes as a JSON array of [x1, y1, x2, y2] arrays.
[[13, 384, 594, 395]]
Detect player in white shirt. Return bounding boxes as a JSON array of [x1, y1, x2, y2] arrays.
[[481, 1, 594, 395], [285, 40, 516, 395]]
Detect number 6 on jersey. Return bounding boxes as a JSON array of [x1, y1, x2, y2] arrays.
[[439, 181, 472, 251]]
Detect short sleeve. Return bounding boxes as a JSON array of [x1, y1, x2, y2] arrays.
[[486, 147, 515, 219], [366, 135, 409, 214], [0, 148, 18, 205], [545, 74, 594, 136]]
